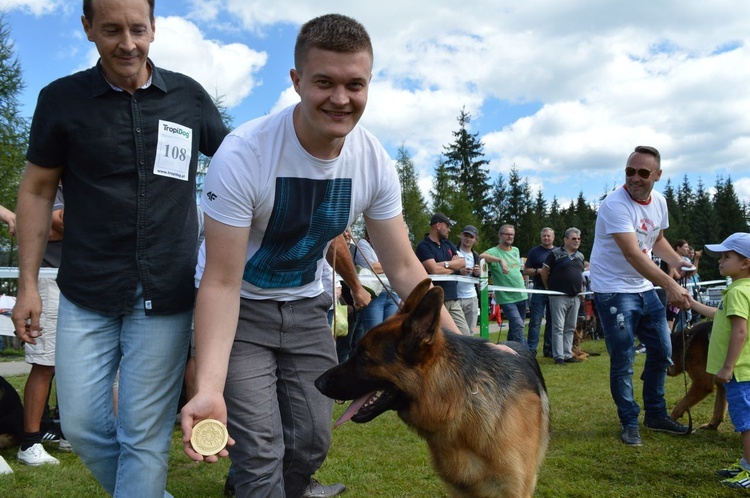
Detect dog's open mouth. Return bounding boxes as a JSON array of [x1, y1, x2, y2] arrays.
[[334, 389, 397, 428]]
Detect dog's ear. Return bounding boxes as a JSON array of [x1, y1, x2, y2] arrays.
[[400, 286, 443, 358], [399, 278, 434, 314]]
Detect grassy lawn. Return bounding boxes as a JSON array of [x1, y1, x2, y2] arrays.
[[0, 334, 744, 497]]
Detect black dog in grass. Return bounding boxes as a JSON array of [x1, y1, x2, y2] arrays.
[[0, 375, 24, 449]]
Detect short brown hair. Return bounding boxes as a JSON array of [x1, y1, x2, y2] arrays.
[[294, 14, 373, 71], [628, 145, 661, 170], [83, 0, 155, 23]]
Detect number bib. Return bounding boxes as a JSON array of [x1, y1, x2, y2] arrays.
[[154, 120, 192, 181]]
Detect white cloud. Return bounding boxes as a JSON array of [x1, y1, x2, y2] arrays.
[[2, 0, 64, 16], [150, 17, 266, 107], [186, 0, 223, 22]]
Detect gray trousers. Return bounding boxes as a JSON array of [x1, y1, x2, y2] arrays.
[[445, 298, 472, 335], [548, 295, 580, 360], [226, 293, 337, 498], [458, 296, 478, 335]]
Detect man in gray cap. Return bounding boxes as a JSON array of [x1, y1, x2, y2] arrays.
[[456, 225, 481, 334], [415, 213, 471, 334]]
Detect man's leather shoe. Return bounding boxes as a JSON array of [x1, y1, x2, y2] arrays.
[[303, 478, 347, 497]]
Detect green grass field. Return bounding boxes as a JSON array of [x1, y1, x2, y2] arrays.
[[0, 334, 744, 497]]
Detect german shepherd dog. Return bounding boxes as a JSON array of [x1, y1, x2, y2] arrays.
[[668, 321, 726, 430], [315, 279, 550, 498]]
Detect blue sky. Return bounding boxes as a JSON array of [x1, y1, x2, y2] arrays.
[[4, 0, 750, 209]]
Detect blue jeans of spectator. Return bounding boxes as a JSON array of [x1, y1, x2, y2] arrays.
[[594, 290, 672, 428], [361, 290, 399, 333], [56, 284, 191, 498], [335, 309, 364, 363], [501, 299, 527, 346], [527, 292, 549, 355]]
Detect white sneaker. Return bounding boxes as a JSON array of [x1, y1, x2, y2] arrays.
[[17, 443, 60, 466]]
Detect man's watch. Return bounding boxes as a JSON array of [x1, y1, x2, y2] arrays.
[[444, 261, 450, 269]]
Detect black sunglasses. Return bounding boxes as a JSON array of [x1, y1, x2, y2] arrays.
[[625, 167, 656, 179]]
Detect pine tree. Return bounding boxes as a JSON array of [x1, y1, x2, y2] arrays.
[[505, 166, 530, 231], [486, 173, 508, 237], [441, 107, 491, 224], [691, 178, 718, 280], [430, 160, 453, 215], [713, 176, 749, 237], [395, 145, 429, 247], [0, 16, 27, 281]]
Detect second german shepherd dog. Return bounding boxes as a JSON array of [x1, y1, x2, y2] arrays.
[[668, 320, 727, 430], [315, 279, 550, 497]]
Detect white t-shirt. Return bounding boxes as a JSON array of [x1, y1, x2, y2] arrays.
[[197, 104, 402, 300], [590, 186, 669, 293], [456, 248, 477, 299]]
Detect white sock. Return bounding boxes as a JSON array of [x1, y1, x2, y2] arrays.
[[740, 457, 750, 471]]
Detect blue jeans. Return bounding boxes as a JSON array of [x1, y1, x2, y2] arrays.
[[361, 290, 399, 333], [501, 299, 527, 346], [335, 310, 364, 363], [56, 285, 191, 498], [527, 293, 549, 355], [594, 290, 672, 428]]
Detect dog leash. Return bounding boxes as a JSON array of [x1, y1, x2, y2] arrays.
[[673, 273, 693, 436], [353, 237, 402, 311]]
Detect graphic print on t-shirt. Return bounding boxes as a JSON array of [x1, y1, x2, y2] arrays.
[[243, 177, 352, 289]]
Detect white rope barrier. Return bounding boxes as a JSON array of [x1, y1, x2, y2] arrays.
[[0, 267, 59, 279]]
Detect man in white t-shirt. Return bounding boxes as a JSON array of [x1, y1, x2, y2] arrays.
[[590, 145, 691, 447], [181, 14, 474, 497], [456, 225, 481, 334]]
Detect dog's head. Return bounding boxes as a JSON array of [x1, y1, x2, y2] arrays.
[[315, 278, 444, 426]]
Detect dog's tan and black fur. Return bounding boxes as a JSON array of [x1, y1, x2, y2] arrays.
[[668, 321, 727, 429], [315, 279, 550, 498]]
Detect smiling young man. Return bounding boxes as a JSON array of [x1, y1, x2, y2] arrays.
[[12, 0, 228, 495], [181, 14, 470, 498]]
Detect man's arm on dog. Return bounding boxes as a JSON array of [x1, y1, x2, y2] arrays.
[[181, 215, 243, 463], [326, 235, 371, 310]]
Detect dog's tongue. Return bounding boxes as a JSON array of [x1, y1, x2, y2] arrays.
[[334, 393, 371, 428]]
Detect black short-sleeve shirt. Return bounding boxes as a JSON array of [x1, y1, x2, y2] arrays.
[[26, 61, 229, 315], [544, 247, 585, 297], [415, 235, 460, 301]]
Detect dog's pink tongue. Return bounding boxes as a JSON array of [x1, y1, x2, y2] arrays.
[[334, 394, 370, 428]]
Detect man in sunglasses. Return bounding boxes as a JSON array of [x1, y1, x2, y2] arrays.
[[589, 145, 692, 447]]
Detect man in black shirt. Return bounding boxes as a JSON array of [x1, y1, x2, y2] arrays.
[[12, 0, 228, 495]]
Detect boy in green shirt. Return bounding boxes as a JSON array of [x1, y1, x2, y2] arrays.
[[689, 233, 750, 488]]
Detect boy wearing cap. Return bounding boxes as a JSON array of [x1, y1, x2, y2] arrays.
[[688, 233, 750, 489], [456, 225, 481, 335]]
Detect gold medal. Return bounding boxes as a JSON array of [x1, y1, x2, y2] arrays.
[[190, 419, 228, 456]]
